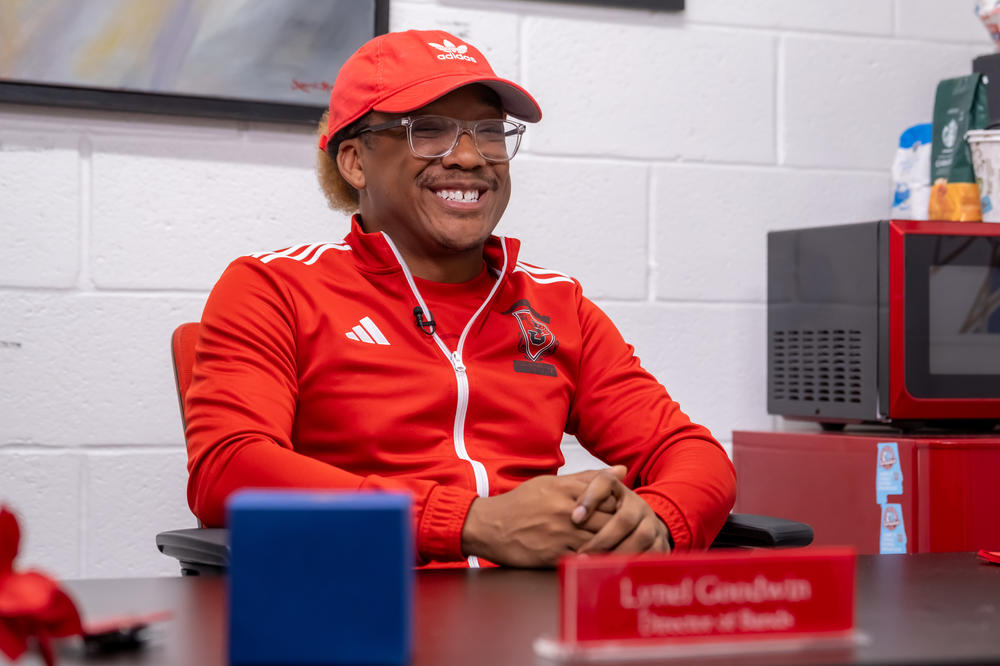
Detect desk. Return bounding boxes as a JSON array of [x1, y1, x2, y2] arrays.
[[21, 553, 1000, 666]]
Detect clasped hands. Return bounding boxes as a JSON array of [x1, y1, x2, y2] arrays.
[[460, 465, 672, 568]]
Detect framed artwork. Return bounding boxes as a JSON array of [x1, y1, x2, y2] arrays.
[[0, 0, 390, 124]]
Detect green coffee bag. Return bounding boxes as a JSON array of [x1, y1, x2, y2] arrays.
[[929, 74, 989, 221]]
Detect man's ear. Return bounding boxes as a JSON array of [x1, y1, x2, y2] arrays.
[[337, 140, 366, 191]]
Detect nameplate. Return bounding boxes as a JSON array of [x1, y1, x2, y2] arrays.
[[559, 547, 855, 647]]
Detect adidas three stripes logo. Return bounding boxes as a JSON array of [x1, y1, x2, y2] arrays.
[[345, 317, 390, 346]]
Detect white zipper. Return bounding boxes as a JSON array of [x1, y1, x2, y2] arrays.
[[380, 234, 510, 567]]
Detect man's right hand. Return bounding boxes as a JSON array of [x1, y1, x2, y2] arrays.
[[460, 469, 619, 568]]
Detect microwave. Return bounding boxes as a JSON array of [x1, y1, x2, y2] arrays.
[[767, 219, 1000, 430]]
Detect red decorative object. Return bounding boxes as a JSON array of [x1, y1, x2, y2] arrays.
[[0, 505, 83, 665], [977, 549, 1000, 565]]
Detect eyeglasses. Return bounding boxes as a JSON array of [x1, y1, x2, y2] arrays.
[[351, 115, 526, 163]]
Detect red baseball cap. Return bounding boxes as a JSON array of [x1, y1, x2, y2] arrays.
[[318, 29, 542, 151]]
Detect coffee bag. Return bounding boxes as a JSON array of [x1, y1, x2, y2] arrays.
[[929, 74, 990, 221]]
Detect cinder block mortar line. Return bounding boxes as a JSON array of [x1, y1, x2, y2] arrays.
[[516, 12, 524, 89], [653, 298, 767, 307], [78, 451, 88, 576], [0, 286, 211, 297], [645, 166, 657, 303], [596, 299, 765, 310], [519, 151, 888, 176], [447, 1, 914, 41], [682, 23, 982, 47], [0, 285, 81, 293], [516, 13, 531, 154], [683, 22, 890, 40], [0, 104, 243, 136], [44, 287, 209, 297], [680, 24, 890, 41], [0, 444, 183, 453], [78, 135, 93, 291], [445, 0, 677, 27], [590, 297, 652, 307], [901, 36, 986, 47], [88, 288, 212, 296], [892, 0, 901, 37], [518, 14, 982, 49], [82, 445, 185, 454], [776, 35, 786, 166], [523, 17, 983, 47]]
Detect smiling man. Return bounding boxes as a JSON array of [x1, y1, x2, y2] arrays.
[[184, 30, 736, 567]]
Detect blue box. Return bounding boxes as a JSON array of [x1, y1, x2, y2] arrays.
[[227, 490, 413, 665]]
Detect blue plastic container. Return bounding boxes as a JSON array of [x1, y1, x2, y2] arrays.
[[228, 490, 413, 665]]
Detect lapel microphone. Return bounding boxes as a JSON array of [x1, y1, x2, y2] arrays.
[[413, 307, 436, 336]]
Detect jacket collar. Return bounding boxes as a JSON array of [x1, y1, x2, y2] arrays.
[[344, 214, 521, 281]]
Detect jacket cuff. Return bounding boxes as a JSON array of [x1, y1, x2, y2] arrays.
[[417, 484, 479, 563], [635, 490, 692, 552]]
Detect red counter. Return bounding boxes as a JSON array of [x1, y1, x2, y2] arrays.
[[732, 430, 1000, 554]]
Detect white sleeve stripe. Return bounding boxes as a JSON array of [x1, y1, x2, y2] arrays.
[[352, 324, 375, 344], [512, 267, 576, 285], [515, 262, 571, 278], [256, 242, 315, 264], [303, 243, 352, 265], [259, 242, 326, 264], [360, 316, 390, 345], [247, 242, 351, 264]]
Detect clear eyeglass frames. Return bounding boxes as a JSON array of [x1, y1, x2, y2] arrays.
[[352, 115, 526, 163]]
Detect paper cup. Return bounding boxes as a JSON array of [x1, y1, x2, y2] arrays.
[[966, 129, 1000, 222]]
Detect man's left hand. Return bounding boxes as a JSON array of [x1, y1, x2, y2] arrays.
[[570, 465, 672, 555]]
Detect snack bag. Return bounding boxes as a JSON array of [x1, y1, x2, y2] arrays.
[[891, 123, 932, 220], [929, 74, 989, 221]]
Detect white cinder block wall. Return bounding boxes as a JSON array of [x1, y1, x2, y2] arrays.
[[0, 0, 988, 578]]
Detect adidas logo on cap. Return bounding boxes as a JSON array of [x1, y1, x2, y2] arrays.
[[428, 39, 477, 63]]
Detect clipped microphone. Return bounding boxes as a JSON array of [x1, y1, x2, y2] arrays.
[[413, 306, 436, 336]]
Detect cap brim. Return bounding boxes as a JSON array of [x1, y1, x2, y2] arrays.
[[372, 75, 542, 123]]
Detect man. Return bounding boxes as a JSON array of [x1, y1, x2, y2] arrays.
[[185, 29, 736, 568]]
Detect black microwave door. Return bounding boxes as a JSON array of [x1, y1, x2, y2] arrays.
[[904, 233, 1000, 398]]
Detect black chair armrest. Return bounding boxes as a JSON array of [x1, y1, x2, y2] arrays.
[[157, 514, 814, 575], [156, 528, 230, 576], [711, 513, 814, 549]]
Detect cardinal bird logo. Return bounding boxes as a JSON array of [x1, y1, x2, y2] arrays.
[[503, 300, 558, 376]]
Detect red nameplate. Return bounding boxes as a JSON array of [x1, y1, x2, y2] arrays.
[[559, 547, 855, 647]]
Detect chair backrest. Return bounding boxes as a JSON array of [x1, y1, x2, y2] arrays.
[[171, 322, 204, 532], [171, 322, 201, 428]]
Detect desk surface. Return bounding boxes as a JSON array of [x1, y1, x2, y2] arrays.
[[24, 552, 1000, 666]]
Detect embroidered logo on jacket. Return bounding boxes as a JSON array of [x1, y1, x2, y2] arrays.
[[502, 299, 558, 377], [344, 316, 390, 346]]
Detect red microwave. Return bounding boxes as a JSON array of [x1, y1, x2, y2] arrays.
[[767, 219, 1000, 430]]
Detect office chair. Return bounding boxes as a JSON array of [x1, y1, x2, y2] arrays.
[[157, 323, 813, 575]]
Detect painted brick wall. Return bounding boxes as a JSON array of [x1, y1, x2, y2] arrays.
[[0, 0, 988, 578]]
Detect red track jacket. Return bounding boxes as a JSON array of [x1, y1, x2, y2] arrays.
[[185, 218, 736, 565]]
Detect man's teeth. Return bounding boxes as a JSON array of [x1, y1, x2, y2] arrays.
[[435, 189, 479, 202]]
